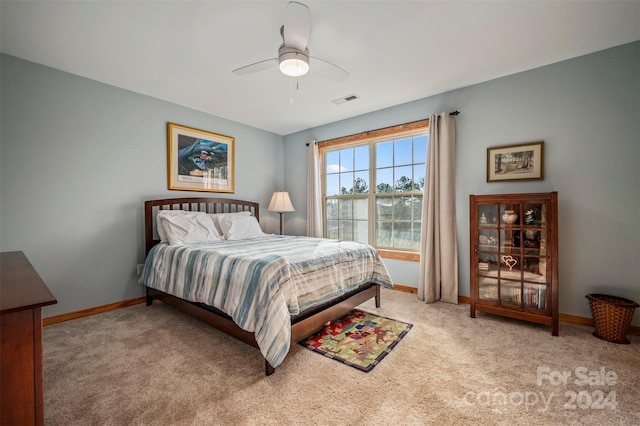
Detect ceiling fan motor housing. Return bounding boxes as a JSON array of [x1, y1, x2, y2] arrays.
[[278, 44, 310, 76]]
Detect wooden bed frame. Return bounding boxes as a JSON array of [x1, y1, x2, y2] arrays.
[[143, 197, 381, 375]]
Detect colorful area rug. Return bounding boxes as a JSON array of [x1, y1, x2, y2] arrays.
[[298, 310, 412, 372]]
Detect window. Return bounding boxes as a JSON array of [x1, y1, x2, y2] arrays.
[[320, 120, 429, 258]]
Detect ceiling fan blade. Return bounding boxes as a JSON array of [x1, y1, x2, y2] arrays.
[[310, 57, 350, 81], [283, 1, 310, 51], [232, 58, 278, 75]]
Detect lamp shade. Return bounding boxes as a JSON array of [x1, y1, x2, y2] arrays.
[[268, 192, 295, 213]]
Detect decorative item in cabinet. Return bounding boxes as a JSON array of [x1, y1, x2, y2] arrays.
[[502, 209, 518, 224], [469, 192, 558, 335]]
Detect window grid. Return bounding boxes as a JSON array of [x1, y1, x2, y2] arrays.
[[322, 129, 427, 251]]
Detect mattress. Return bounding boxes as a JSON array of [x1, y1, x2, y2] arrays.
[[139, 235, 393, 367]]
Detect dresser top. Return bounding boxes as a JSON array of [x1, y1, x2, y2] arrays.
[[1, 251, 57, 314]]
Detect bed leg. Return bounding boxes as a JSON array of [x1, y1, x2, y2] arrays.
[[146, 288, 153, 306], [265, 360, 275, 376], [375, 285, 381, 308]]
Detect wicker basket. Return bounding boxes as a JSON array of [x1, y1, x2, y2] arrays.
[[586, 294, 639, 344]]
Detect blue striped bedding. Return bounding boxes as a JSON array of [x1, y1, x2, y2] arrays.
[[139, 235, 393, 367]]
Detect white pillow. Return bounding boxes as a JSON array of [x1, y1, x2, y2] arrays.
[[209, 211, 251, 235], [156, 210, 207, 243], [161, 213, 223, 245], [218, 215, 266, 240]]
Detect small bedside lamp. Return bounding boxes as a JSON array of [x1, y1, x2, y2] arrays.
[[268, 192, 295, 235]]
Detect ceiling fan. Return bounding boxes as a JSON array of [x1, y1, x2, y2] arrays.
[[232, 1, 349, 81]]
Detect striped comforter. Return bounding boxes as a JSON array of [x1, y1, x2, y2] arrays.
[[139, 235, 393, 367]]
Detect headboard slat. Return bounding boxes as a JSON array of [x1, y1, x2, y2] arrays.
[[144, 197, 260, 254]]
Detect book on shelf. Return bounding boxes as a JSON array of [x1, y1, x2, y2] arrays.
[[538, 285, 546, 310], [524, 284, 546, 309]]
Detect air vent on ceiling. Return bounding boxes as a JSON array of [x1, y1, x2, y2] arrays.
[[331, 94, 359, 105]]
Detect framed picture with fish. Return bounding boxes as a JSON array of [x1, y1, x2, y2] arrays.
[[167, 123, 235, 193]]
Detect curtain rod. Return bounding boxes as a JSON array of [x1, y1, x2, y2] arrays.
[[306, 111, 459, 146]]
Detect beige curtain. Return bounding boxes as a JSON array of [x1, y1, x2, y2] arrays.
[[306, 141, 323, 237], [418, 113, 458, 304]]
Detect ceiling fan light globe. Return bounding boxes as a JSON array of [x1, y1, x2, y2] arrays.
[[278, 51, 309, 77]]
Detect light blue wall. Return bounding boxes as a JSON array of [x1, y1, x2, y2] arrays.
[[2, 41, 638, 325], [0, 54, 284, 317], [283, 41, 640, 325]]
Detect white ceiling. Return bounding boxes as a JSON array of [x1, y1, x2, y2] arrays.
[[1, 1, 639, 136]]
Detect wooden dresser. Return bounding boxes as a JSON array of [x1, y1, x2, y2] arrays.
[[1, 251, 57, 426]]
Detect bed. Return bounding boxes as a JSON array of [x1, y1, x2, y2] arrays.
[[140, 197, 393, 375]]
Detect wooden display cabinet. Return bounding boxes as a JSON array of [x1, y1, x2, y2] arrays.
[[469, 192, 558, 335]]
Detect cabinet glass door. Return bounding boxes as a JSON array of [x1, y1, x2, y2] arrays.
[[500, 281, 521, 306], [476, 201, 550, 309], [477, 203, 499, 302], [478, 205, 499, 227], [522, 203, 548, 283], [478, 278, 499, 302]]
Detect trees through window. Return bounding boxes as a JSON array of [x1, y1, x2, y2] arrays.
[[321, 122, 428, 252]]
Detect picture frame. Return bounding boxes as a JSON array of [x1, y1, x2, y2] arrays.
[[167, 123, 235, 193], [486, 141, 544, 182]]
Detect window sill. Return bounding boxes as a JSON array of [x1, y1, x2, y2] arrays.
[[377, 249, 420, 262]]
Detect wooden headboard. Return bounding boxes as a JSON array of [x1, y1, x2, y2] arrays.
[[144, 197, 259, 254]]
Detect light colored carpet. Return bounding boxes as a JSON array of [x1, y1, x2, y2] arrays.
[[43, 289, 639, 425]]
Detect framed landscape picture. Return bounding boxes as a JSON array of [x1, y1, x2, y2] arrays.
[[487, 141, 544, 182], [167, 123, 235, 193]]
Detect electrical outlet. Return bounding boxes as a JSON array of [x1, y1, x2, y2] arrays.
[[136, 264, 145, 276]]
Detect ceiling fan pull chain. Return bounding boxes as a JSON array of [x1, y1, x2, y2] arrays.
[[290, 79, 294, 104]]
